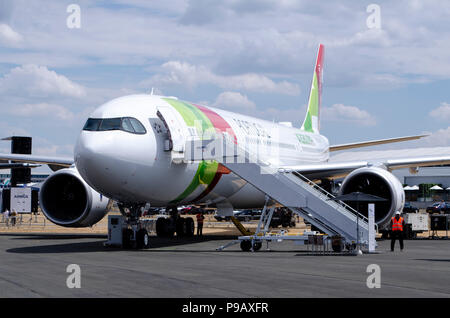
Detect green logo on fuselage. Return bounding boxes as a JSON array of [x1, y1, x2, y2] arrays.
[[296, 134, 315, 145]]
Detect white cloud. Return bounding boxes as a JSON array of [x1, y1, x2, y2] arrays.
[[213, 91, 256, 110], [0, 64, 86, 98], [0, 120, 31, 138], [419, 127, 450, 147], [429, 102, 450, 122], [0, 23, 22, 46], [10, 103, 75, 121], [144, 61, 300, 95], [322, 103, 376, 126]]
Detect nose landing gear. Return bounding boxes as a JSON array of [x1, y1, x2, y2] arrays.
[[117, 203, 151, 250]]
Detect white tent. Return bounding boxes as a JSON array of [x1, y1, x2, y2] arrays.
[[446, 186, 450, 191], [430, 185, 443, 190], [404, 185, 419, 190]]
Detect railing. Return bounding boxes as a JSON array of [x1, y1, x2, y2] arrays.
[[286, 170, 378, 233]]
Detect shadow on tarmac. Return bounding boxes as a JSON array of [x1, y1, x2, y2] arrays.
[[415, 259, 450, 262], [3, 233, 243, 254], [0, 233, 107, 240], [3, 233, 330, 255]]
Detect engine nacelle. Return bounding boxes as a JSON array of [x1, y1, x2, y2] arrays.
[[339, 167, 405, 227], [39, 167, 111, 227]]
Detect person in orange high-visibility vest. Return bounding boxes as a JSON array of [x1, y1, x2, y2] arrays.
[[196, 211, 205, 236], [390, 211, 405, 251]]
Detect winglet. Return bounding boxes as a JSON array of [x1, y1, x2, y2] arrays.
[[301, 44, 324, 134]]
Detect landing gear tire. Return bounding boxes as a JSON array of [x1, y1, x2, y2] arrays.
[[136, 229, 150, 249], [122, 228, 133, 249], [156, 217, 176, 238], [185, 218, 195, 237], [176, 218, 187, 237], [156, 218, 168, 237]]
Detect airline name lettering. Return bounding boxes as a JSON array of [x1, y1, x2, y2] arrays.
[[232, 119, 270, 138]]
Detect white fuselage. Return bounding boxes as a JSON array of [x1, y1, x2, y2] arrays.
[[74, 94, 329, 208]]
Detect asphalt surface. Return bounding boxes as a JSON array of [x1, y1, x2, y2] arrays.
[[0, 233, 449, 298]]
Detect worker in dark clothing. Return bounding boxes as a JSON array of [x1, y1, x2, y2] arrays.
[[438, 200, 446, 214], [390, 211, 405, 252], [196, 212, 205, 236]]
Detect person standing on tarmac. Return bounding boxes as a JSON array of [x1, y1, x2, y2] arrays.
[[196, 211, 205, 236], [390, 211, 405, 252], [438, 200, 446, 214]]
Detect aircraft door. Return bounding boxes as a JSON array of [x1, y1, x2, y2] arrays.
[[156, 106, 187, 163]]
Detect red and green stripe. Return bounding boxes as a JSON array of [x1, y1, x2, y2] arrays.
[[163, 98, 237, 204]]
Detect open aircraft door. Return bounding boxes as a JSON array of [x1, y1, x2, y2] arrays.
[[156, 106, 187, 163]]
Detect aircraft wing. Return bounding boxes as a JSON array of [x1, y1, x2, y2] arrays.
[[0, 153, 73, 171], [329, 134, 428, 152], [0, 163, 41, 169], [280, 146, 450, 180]]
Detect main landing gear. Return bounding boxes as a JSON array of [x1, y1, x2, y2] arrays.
[[155, 207, 195, 238]]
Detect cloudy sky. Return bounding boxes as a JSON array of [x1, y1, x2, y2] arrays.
[[0, 0, 449, 173]]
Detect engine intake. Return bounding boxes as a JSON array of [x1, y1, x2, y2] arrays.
[[339, 167, 405, 226], [40, 168, 111, 227]]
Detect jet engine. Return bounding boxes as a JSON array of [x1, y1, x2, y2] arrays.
[[39, 167, 111, 227], [339, 167, 405, 226]]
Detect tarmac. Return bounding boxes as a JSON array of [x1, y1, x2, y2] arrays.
[[0, 233, 449, 298]]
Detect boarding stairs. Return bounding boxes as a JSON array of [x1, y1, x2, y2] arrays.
[[184, 135, 372, 248]]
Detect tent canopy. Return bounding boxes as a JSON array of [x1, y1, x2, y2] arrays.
[[404, 185, 419, 190], [430, 185, 443, 190]]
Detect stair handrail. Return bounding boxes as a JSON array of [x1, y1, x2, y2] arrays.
[[287, 171, 377, 232]]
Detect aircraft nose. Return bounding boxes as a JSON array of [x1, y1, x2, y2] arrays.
[[75, 131, 142, 198]]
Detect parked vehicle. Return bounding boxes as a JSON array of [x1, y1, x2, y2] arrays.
[[180, 206, 205, 215], [426, 202, 450, 214], [403, 202, 419, 213], [234, 209, 262, 222], [214, 209, 261, 222], [214, 214, 231, 222]]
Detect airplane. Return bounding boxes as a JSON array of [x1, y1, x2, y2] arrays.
[[1, 44, 449, 249]]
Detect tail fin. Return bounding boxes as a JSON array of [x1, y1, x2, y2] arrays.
[[301, 44, 324, 134]]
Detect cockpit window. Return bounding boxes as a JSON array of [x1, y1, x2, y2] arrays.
[[83, 118, 102, 131], [99, 118, 122, 131], [121, 117, 135, 133], [83, 117, 147, 135], [129, 117, 147, 134]]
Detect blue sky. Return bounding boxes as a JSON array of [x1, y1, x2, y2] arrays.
[[0, 0, 449, 173]]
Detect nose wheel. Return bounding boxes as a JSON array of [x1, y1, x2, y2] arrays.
[[118, 203, 151, 250]]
